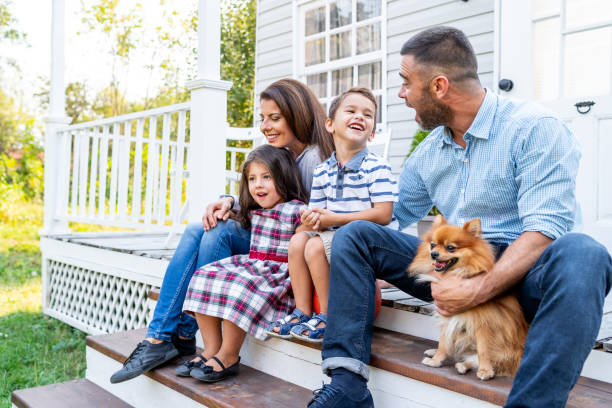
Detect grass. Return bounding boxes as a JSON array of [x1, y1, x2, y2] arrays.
[[0, 189, 87, 408]]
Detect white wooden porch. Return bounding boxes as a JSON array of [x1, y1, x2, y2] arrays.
[[26, 1, 612, 407]]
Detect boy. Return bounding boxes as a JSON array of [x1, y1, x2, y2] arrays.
[[268, 87, 398, 342]]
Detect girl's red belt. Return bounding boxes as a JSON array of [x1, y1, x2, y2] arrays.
[[248, 250, 288, 263]]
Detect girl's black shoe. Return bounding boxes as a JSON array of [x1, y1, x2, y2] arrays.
[[191, 356, 240, 383]]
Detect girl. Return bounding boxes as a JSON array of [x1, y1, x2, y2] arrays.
[[180, 144, 309, 382], [110, 78, 332, 385]]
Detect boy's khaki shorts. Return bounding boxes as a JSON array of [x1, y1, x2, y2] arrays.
[[304, 230, 336, 262]]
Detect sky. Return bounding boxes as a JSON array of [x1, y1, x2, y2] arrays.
[[3, 0, 197, 114]]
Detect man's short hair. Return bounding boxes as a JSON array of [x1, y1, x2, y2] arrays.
[[400, 26, 478, 82], [328, 87, 377, 120]]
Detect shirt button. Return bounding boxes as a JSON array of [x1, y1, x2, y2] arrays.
[[461, 189, 465, 193], [463, 158, 468, 162]]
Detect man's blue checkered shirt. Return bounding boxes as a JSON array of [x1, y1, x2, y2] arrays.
[[395, 90, 581, 244]]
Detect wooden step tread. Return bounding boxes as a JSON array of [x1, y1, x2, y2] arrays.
[[11, 378, 133, 408], [290, 328, 612, 408], [86, 329, 313, 408]]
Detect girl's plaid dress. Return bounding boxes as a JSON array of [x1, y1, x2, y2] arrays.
[[183, 200, 305, 340]]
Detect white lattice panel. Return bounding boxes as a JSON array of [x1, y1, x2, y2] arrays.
[[46, 258, 154, 334]]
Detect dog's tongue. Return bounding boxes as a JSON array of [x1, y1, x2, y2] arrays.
[[433, 262, 446, 269]]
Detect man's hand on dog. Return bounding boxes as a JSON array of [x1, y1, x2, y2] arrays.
[[431, 273, 488, 316]]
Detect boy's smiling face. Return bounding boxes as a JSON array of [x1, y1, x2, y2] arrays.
[[326, 93, 376, 151]]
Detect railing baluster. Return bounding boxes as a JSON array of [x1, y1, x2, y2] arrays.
[[88, 127, 100, 217], [55, 130, 71, 218], [108, 122, 121, 217], [157, 113, 171, 225], [118, 120, 131, 220], [98, 125, 110, 217], [173, 111, 187, 222], [78, 129, 90, 217], [70, 130, 80, 216], [144, 116, 157, 225], [132, 118, 145, 221]]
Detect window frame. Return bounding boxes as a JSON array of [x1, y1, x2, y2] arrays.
[[295, 0, 387, 130]]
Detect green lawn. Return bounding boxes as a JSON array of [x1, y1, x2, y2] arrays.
[[0, 194, 87, 408]]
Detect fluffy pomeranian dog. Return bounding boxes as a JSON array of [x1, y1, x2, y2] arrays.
[[408, 215, 529, 380]]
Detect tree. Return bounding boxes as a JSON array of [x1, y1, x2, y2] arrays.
[[81, 0, 144, 116], [220, 0, 256, 127]]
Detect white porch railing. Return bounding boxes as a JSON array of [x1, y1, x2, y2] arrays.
[[49, 102, 264, 233], [53, 103, 191, 231]]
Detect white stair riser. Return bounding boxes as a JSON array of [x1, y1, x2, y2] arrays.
[[86, 348, 206, 408]]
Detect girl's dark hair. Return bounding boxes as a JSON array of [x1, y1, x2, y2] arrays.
[[234, 145, 308, 230], [260, 78, 334, 161]]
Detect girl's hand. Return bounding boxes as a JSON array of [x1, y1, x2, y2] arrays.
[[202, 197, 233, 231], [312, 208, 337, 230]]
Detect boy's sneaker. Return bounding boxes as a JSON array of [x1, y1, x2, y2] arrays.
[[307, 368, 373, 408], [109, 340, 179, 383], [171, 333, 196, 356]]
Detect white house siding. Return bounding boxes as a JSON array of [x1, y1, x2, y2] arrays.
[[253, 0, 495, 175], [254, 0, 295, 119], [386, 0, 495, 175]]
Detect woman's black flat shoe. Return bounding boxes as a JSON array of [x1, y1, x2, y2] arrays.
[[176, 354, 206, 377], [193, 356, 240, 383]]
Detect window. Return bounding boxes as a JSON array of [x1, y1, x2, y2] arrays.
[[532, 0, 612, 101], [299, 0, 385, 125]]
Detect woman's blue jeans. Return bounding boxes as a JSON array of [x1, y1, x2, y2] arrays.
[[146, 220, 251, 342], [321, 220, 612, 408]]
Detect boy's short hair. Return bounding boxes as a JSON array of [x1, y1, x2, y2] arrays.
[[328, 87, 377, 121]]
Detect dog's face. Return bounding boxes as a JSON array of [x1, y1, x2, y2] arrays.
[[409, 215, 495, 279]]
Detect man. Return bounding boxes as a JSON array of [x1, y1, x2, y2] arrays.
[[307, 26, 612, 408]]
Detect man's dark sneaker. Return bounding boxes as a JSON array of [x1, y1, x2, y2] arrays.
[[171, 333, 196, 356], [307, 383, 373, 408], [109, 340, 179, 384]]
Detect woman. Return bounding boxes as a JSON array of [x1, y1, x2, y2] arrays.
[[110, 78, 333, 384]]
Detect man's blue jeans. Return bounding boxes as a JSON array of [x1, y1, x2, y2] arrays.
[[321, 220, 612, 408], [146, 220, 251, 342]]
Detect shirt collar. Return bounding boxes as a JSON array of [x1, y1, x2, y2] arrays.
[[328, 147, 369, 170], [437, 89, 498, 147]]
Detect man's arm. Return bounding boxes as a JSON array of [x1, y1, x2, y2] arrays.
[[432, 229, 552, 317]]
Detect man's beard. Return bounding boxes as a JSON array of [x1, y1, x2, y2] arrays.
[[415, 87, 453, 131]]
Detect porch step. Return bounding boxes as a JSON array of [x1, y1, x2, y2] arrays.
[[87, 327, 612, 408], [86, 330, 313, 408], [11, 378, 133, 408]]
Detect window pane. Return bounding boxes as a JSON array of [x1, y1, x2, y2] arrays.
[[307, 72, 328, 98], [357, 0, 381, 21], [532, 0, 559, 17], [533, 18, 560, 101], [305, 7, 325, 36], [565, 0, 612, 29], [332, 67, 354, 95], [358, 61, 381, 90], [564, 27, 612, 98], [330, 0, 352, 29], [376, 95, 382, 123], [357, 22, 381, 55], [305, 38, 325, 66], [330, 30, 352, 60]]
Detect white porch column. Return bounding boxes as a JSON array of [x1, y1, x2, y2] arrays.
[[42, 0, 72, 235], [186, 0, 232, 222]]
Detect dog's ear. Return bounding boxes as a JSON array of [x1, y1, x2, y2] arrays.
[[433, 214, 446, 228], [463, 218, 482, 237]]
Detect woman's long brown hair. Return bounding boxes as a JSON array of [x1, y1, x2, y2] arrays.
[[260, 78, 334, 161], [234, 145, 308, 230]]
